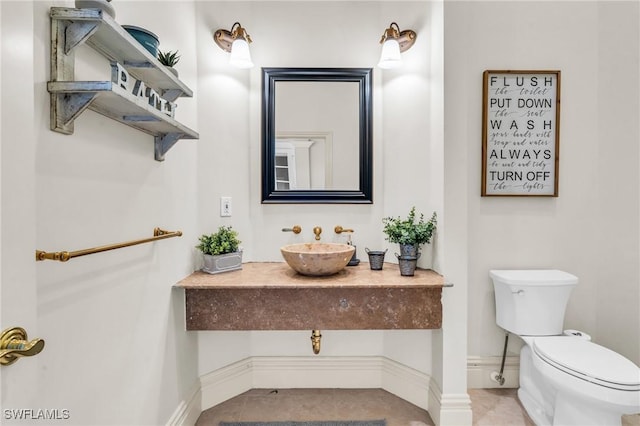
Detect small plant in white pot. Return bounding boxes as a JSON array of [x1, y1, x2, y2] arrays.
[[157, 49, 180, 77], [196, 226, 242, 274]]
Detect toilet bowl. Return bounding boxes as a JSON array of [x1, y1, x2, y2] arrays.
[[490, 269, 640, 426], [520, 335, 640, 425]]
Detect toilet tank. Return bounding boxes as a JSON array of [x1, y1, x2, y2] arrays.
[[490, 269, 578, 336]]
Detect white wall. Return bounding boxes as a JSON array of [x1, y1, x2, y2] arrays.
[[444, 1, 640, 366], [2, 1, 200, 424], [194, 0, 444, 380], [1, 0, 40, 413], [2, 2, 451, 423], [593, 0, 640, 366]]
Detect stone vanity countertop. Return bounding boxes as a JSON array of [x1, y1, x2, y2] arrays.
[[176, 261, 446, 289], [176, 262, 446, 330]]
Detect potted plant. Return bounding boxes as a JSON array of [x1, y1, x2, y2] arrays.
[[157, 49, 180, 77], [382, 207, 437, 276], [382, 207, 437, 257], [196, 226, 242, 274]]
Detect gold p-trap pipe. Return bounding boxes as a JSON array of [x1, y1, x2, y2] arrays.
[[35, 227, 182, 262], [311, 330, 322, 355]]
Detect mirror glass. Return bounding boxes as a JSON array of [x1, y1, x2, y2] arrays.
[[262, 68, 373, 203]]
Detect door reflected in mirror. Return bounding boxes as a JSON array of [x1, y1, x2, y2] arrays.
[[276, 82, 359, 191], [262, 68, 373, 204]]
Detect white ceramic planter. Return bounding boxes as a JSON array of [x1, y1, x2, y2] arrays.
[[166, 66, 178, 78], [75, 0, 115, 18], [202, 251, 242, 274]]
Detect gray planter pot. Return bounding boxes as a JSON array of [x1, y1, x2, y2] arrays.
[[202, 251, 242, 274], [399, 243, 419, 257], [395, 252, 421, 276]]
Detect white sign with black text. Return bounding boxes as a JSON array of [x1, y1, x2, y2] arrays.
[[482, 70, 560, 196]]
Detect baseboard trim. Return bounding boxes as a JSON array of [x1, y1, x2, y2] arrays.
[[198, 356, 430, 414], [166, 383, 201, 426], [427, 379, 473, 426], [252, 356, 385, 389], [200, 358, 253, 409], [169, 356, 512, 426], [381, 357, 431, 410], [467, 355, 519, 388]]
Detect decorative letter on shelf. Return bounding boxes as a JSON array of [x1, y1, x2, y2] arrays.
[[482, 70, 561, 197]]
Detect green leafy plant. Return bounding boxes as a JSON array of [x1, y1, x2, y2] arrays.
[[157, 50, 181, 67], [382, 207, 437, 246], [196, 226, 241, 256]]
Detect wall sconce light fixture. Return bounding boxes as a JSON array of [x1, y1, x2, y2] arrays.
[[213, 22, 254, 69], [378, 22, 417, 69]]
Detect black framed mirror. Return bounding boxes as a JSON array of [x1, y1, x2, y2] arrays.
[[261, 68, 373, 204]]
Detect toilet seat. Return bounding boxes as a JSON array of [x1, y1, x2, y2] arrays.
[[533, 337, 640, 391]]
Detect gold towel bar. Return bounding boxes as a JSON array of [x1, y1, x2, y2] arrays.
[[35, 227, 182, 262]]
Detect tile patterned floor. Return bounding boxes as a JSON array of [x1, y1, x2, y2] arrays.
[[196, 389, 432, 426], [467, 389, 534, 426], [196, 388, 640, 426]]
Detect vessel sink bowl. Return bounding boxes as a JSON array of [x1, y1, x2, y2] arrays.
[[280, 243, 355, 276]]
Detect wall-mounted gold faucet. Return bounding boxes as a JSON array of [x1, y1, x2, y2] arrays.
[[0, 327, 45, 366], [282, 225, 302, 234], [311, 330, 322, 354], [313, 226, 322, 240], [334, 225, 354, 234]]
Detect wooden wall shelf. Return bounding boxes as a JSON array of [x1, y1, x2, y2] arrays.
[[48, 7, 199, 161]]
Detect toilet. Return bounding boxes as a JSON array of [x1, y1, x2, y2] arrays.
[[490, 269, 640, 426]]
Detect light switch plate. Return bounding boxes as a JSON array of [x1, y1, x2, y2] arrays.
[[220, 197, 232, 217]]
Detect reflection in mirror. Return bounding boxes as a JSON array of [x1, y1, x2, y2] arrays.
[[275, 132, 335, 190], [262, 68, 373, 204], [276, 82, 359, 190]]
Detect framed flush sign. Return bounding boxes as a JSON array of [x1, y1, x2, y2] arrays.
[[482, 70, 561, 196]]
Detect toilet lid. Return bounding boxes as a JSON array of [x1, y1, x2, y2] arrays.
[[533, 337, 640, 391]]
